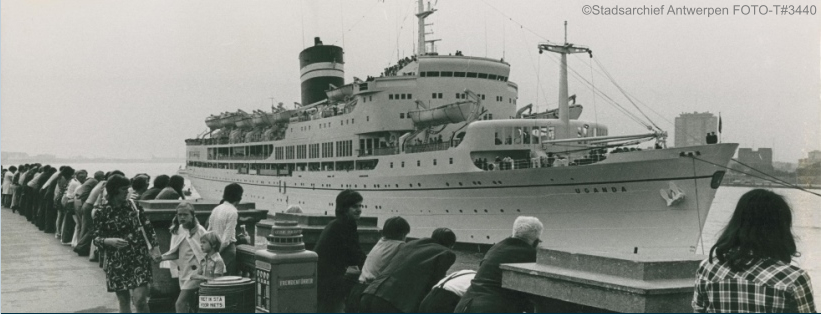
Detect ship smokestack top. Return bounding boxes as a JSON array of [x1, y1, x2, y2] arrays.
[[299, 37, 344, 105]]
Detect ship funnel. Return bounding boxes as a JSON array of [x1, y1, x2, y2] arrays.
[[299, 37, 344, 105]]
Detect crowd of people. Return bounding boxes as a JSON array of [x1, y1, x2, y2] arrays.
[[312, 189, 545, 313], [2, 165, 816, 313], [0, 163, 243, 313]]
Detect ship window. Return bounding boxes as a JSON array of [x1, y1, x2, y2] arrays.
[[455, 93, 460, 99], [441, 71, 453, 77], [420, 72, 426, 77], [367, 116, 369, 122], [401, 94, 406, 99], [438, 93, 443, 99], [401, 161, 405, 167], [389, 94, 394, 100], [417, 160, 420, 166], [390, 162, 393, 168], [352, 119, 354, 124], [400, 113, 405, 119], [432, 93, 437, 99], [433, 159, 437, 166], [407, 93, 412, 99], [426, 71, 440, 77], [466, 72, 478, 78], [482, 94, 486, 100], [449, 157, 453, 164], [488, 74, 497, 80], [454, 72, 466, 77], [478, 73, 488, 79], [488, 114, 493, 120]]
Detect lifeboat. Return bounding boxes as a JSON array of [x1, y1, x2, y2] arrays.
[[205, 115, 222, 130], [325, 83, 354, 102], [522, 104, 584, 120], [408, 101, 478, 128], [266, 110, 292, 125], [251, 112, 269, 127]]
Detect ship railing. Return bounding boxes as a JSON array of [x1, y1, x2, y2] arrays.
[[475, 155, 608, 171], [209, 155, 269, 161], [405, 142, 452, 154], [359, 147, 399, 157]]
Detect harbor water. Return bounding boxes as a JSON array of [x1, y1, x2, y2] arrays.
[[60, 162, 820, 293]]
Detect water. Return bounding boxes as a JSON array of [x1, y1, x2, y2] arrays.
[[56, 163, 821, 293], [700, 186, 821, 294]]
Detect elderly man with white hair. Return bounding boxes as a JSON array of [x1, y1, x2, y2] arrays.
[[454, 216, 543, 313]]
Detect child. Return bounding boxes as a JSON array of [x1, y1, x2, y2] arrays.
[[190, 232, 226, 283]]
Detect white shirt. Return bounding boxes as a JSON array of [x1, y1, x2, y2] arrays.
[[433, 270, 476, 297], [65, 178, 82, 201], [359, 238, 404, 283], [207, 202, 238, 250], [85, 181, 106, 207]]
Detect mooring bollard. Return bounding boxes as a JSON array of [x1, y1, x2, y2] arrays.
[[254, 220, 318, 313]]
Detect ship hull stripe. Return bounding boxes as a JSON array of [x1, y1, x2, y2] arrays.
[[187, 173, 714, 191]]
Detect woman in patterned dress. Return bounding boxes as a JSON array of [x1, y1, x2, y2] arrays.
[[93, 174, 162, 313]]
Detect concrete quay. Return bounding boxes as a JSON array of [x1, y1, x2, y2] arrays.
[[1, 207, 118, 313]]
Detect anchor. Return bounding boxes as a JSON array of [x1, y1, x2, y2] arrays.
[[660, 182, 685, 207]]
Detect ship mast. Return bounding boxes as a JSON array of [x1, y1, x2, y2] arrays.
[[538, 22, 592, 127], [416, 0, 437, 55]]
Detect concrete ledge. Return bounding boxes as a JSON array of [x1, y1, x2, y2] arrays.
[[501, 248, 702, 313]]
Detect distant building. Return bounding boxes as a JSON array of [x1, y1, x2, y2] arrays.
[[736, 148, 773, 174], [798, 150, 821, 167], [674, 112, 718, 147]]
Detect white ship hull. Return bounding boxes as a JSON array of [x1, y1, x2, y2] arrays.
[[186, 143, 737, 255]]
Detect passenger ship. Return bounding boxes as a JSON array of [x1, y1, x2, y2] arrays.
[[184, 2, 737, 254]]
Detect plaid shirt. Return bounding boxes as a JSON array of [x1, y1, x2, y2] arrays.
[[693, 257, 816, 313]]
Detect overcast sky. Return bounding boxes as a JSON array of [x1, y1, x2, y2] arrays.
[[2, 0, 819, 162]]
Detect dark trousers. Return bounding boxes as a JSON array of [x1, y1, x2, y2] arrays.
[[74, 203, 94, 255], [418, 288, 461, 313], [360, 294, 402, 313], [36, 190, 48, 231], [222, 242, 237, 276], [61, 202, 76, 243], [27, 188, 39, 223], [43, 193, 56, 233]]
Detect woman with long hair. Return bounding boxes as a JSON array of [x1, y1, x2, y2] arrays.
[[93, 174, 161, 313], [693, 189, 815, 313], [314, 189, 368, 313]]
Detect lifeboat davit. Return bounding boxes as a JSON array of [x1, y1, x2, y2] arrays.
[[408, 101, 478, 128]]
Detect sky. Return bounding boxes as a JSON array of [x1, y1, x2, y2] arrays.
[[1, 0, 819, 162]]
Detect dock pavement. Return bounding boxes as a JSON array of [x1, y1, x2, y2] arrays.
[[1, 207, 118, 313]]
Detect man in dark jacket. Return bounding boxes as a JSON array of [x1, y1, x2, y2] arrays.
[[314, 190, 368, 313], [360, 228, 457, 313], [138, 175, 169, 201], [455, 216, 543, 313]]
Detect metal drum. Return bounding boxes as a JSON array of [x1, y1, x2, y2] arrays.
[[198, 276, 255, 313]]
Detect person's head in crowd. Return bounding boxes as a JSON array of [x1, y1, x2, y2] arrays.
[[106, 170, 125, 180], [200, 232, 222, 254], [512, 216, 544, 247], [431, 228, 456, 248], [75, 170, 88, 183], [172, 201, 199, 233], [382, 216, 410, 241], [169, 175, 185, 198], [59, 166, 67, 172], [335, 189, 363, 220], [92, 171, 106, 181], [9, 166, 17, 173], [131, 176, 149, 194], [222, 183, 243, 205], [104, 174, 131, 204], [710, 189, 798, 271], [59, 167, 75, 179], [153, 175, 170, 189]]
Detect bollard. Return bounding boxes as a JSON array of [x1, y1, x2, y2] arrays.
[[255, 221, 318, 313]]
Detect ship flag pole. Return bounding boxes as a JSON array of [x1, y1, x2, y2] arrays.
[[538, 21, 592, 137], [416, 0, 437, 56]]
